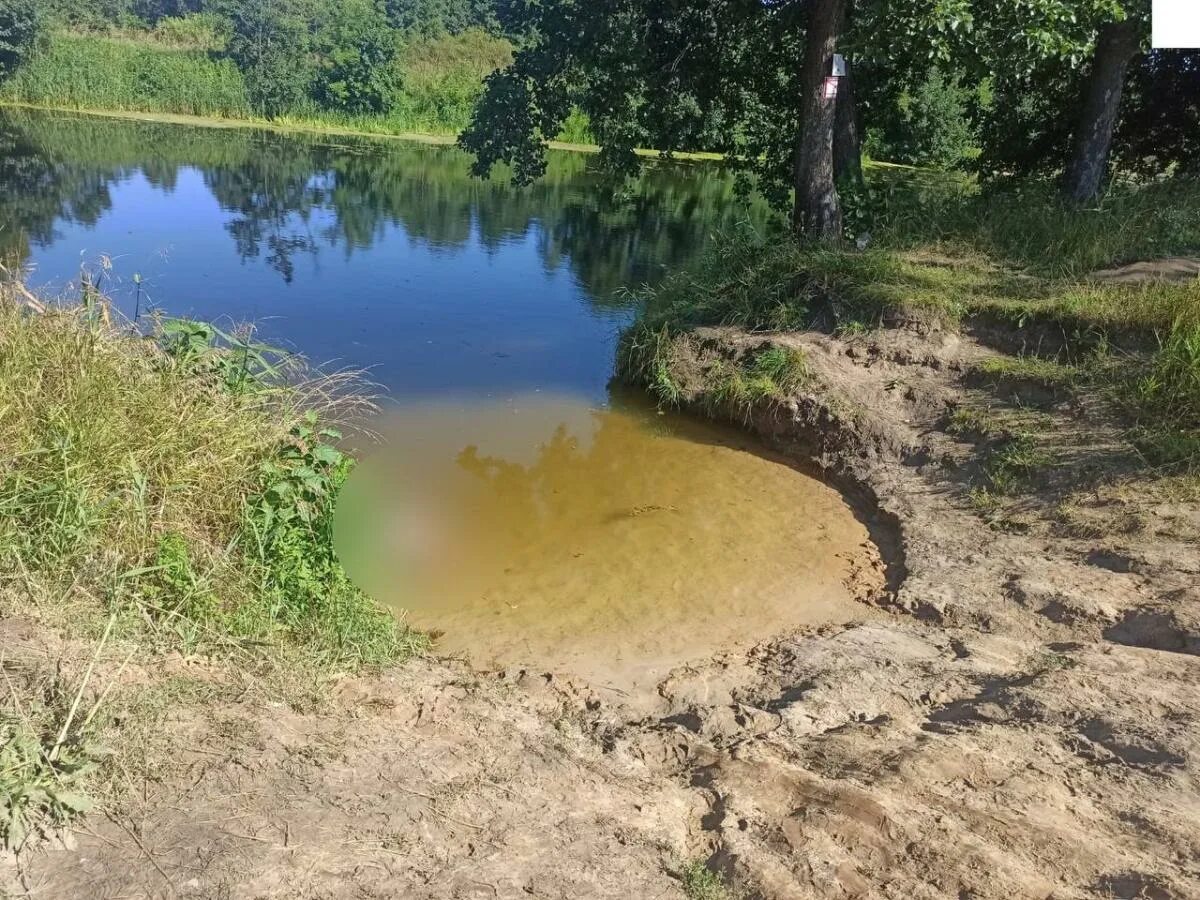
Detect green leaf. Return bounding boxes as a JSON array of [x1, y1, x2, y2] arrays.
[[311, 445, 342, 465], [52, 791, 93, 813]]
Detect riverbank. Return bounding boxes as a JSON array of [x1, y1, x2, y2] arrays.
[[4, 272, 1198, 897], [0, 101, 725, 162], [0, 289, 426, 859], [0, 29, 523, 139], [2, 172, 1199, 895]]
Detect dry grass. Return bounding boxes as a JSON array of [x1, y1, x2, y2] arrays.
[[0, 282, 428, 848]]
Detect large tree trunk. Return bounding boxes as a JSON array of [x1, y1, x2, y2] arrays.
[[833, 57, 864, 188], [792, 0, 846, 241], [1062, 19, 1141, 203]]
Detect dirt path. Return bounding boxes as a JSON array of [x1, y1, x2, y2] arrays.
[[5, 326, 1199, 899]]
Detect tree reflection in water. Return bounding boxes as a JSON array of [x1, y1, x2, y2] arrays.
[[0, 108, 773, 302]]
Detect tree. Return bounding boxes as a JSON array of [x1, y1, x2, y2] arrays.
[[0, 0, 43, 80], [220, 0, 314, 117], [460, 0, 855, 241], [1116, 50, 1200, 176], [865, 67, 977, 169], [313, 0, 398, 114], [960, 0, 1150, 199], [1062, 16, 1142, 201], [793, 0, 846, 238]]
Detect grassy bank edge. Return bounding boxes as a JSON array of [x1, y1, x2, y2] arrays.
[[616, 227, 1200, 481], [0, 287, 427, 851], [0, 101, 724, 162]]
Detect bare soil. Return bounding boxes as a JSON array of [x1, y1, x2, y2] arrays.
[[4, 324, 1200, 899]]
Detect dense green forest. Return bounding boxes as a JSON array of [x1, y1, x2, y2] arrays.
[[3, 0, 1193, 213], [460, 0, 1198, 239], [0, 0, 572, 137]]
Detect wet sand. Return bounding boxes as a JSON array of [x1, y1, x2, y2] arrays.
[[335, 394, 881, 691]]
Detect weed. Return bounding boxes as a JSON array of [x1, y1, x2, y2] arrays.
[[0, 288, 423, 669], [0, 717, 97, 850], [1126, 322, 1200, 472], [0, 616, 124, 850], [947, 406, 1003, 439], [983, 434, 1053, 495], [158, 317, 289, 394], [975, 355, 1079, 389], [680, 860, 738, 900]]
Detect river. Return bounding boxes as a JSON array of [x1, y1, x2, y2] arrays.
[[1, 108, 879, 689]]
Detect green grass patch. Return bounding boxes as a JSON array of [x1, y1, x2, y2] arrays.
[[680, 860, 739, 900], [0, 285, 428, 846], [0, 28, 593, 142], [863, 170, 1200, 278], [704, 345, 811, 416], [1125, 322, 1200, 471], [973, 355, 1080, 389], [0, 32, 250, 118], [0, 289, 424, 669], [619, 170, 1199, 475], [982, 433, 1054, 495]]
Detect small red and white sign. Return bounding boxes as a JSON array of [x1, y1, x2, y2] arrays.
[[822, 77, 839, 100]]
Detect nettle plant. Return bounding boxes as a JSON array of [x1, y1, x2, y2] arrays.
[[253, 411, 347, 540], [158, 317, 287, 395]]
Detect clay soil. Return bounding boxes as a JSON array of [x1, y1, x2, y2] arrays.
[[4, 323, 1199, 899]]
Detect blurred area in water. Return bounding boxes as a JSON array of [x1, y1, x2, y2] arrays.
[[334, 392, 879, 691]]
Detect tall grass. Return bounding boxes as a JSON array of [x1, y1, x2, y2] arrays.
[[0, 284, 426, 848], [0, 286, 424, 668], [0, 33, 250, 118], [1129, 322, 1200, 469], [0, 28, 592, 142], [864, 170, 1200, 277]]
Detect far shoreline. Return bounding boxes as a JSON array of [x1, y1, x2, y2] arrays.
[[0, 101, 726, 163]]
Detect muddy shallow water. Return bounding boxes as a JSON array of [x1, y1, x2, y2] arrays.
[[2, 109, 880, 688], [335, 394, 880, 690]]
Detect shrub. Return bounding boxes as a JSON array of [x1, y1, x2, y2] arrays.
[[0, 0, 44, 78], [867, 68, 977, 170], [313, 0, 399, 115], [220, 0, 313, 117]]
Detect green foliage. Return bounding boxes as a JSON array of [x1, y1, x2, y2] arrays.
[[150, 12, 229, 50], [0, 291, 423, 670], [0, 0, 45, 78], [2, 26, 516, 136], [0, 716, 97, 850], [680, 861, 737, 900], [460, 0, 804, 199], [158, 317, 287, 394], [1129, 322, 1200, 469], [0, 31, 250, 116], [220, 0, 314, 117], [385, 0, 498, 36], [313, 0, 398, 115], [866, 68, 977, 169], [393, 27, 510, 131], [243, 414, 409, 665]]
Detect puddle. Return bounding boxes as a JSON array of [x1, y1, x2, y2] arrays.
[[335, 394, 880, 691]]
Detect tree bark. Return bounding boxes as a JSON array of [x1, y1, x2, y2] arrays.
[[833, 57, 864, 188], [1062, 19, 1141, 203], [792, 0, 846, 241]]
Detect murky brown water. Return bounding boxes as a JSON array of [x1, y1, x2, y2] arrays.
[[334, 394, 878, 691]]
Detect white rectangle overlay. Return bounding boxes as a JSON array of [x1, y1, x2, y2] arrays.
[[1153, 0, 1200, 49]]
